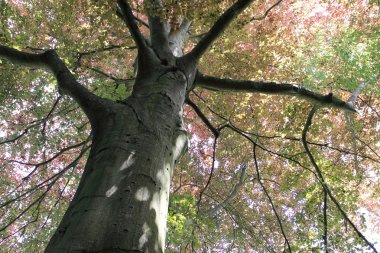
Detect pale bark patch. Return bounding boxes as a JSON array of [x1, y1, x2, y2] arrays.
[[105, 185, 118, 197], [150, 191, 167, 251], [135, 187, 150, 201], [138, 222, 152, 248], [173, 132, 188, 160], [120, 151, 136, 171]]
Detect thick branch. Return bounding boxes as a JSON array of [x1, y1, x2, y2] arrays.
[[144, 0, 172, 59], [117, 0, 148, 50], [195, 72, 356, 112], [0, 46, 104, 119], [186, 0, 254, 61], [169, 19, 192, 57]]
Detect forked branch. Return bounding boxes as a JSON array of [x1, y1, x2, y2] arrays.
[[0, 46, 103, 120]]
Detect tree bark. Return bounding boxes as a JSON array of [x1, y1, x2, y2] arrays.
[[45, 67, 189, 253]]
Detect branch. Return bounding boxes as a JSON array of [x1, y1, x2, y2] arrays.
[[302, 107, 378, 253], [209, 164, 247, 216], [195, 72, 356, 112], [323, 189, 328, 252], [74, 44, 136, 70], [117, 0, 148, 50], [344, 83, 367, 177], [185, 97, 219, 137], [253, 144, 292, 252], [168, 19, 192, 57], [0, 142, 89, 236], [250, 0, 283, 21], [40, 173, 72, 230], [186, 0, 254, 61], [196, 138, 218, 207], [134, 15, 149, 29], [0, 183, 52, 233], [89, 67, 135, 88], [7, 140, 87, 180], [0, 143, 91, 209], [0, 46, 104, 119], [144, 0, 172, 59], [41, 96, 62, 134]]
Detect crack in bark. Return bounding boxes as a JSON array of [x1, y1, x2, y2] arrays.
[[93, 144, 130, 158], [134, 173, 157, 186], [120, 101, 144, 124]]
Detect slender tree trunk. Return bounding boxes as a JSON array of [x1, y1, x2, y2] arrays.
[[45, 67, 189, 253]]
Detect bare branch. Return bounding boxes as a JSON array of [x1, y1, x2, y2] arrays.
[[134, 15, 149, 29], [0, 46, 104, 119], [42, 96, 62, 134], [74, 44, 136, 70], [250, 0, 284, 21], [253, 144, 292, 252], [0, 144, 91, 209], [0, 184, 52, 233], [185, 97, 219, 137], [209, 164, 247, 216], [302, 107, 378, 253], [40, 173, 72, 230], [0, 101, 79, 147], [186, 0, 254, 61], [323, 190, 328, 252], [195, 72, 356, 112], [0, 141, 89, 236], [196, 138, 218, 207], [0, 128, 28, 145], [89, 67, 135, 88], [7, 140, 87, 180]]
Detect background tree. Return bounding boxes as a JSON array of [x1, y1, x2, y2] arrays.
[[0, 0, 379, 252]]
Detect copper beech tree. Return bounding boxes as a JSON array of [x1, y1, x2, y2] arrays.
[[0, 0, 379, 252]]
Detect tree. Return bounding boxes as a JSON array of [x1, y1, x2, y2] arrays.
[[0, 0, 379, 252]]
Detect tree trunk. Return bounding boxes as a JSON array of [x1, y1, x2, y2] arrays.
[[45, 67, 189, 253]]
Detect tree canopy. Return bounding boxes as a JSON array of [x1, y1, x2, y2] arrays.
[[0, 0, 379, 252]]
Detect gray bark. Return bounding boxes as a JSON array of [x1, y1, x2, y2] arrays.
[[45, 66, 189, 252]]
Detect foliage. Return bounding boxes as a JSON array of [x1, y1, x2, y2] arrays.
[[1, 0, 380, 252]]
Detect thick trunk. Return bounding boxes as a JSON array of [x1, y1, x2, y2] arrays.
[[45, 68, 189, 253]]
